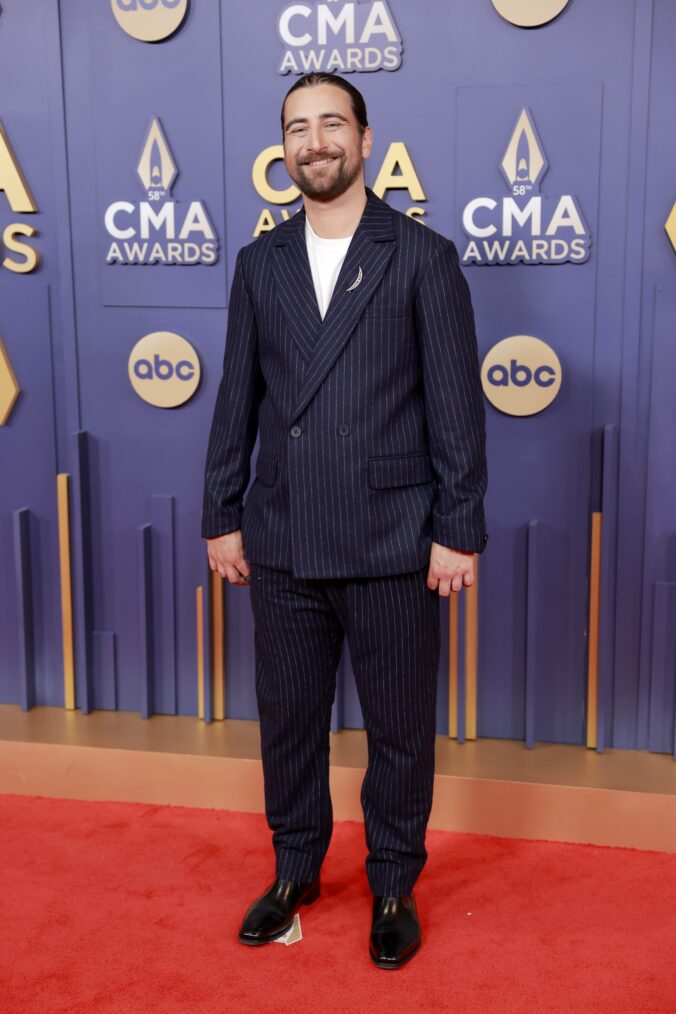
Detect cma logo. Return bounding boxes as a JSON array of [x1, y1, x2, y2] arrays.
[[0, 121, 40, 274], [128, 332, 200, 408], [104, 117, 219, 266], [481, 336, 562, 416], [278, 1, 402, 74], [461, 108, 592, 266], [111, 0, 188, 42]]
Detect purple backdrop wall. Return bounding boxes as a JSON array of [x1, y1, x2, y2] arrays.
[[0, 0, 674, 755]]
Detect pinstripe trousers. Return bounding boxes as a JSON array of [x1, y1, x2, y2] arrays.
[[249, 559, 441, 897]]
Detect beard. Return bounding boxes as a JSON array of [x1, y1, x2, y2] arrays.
[[291, 150, 362, 201]]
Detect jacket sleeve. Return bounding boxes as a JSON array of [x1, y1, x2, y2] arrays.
[[414, 238, 489, 553], [201, 248, 265, 539]]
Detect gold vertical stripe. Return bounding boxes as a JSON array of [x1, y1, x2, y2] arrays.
[[196, 586, 204, 720], [464, 554, 479, 740], [448, 593, 459, 739], [586, 512, 602, 748], [211, 570, 225, 720], [57, 474, 75, 710]]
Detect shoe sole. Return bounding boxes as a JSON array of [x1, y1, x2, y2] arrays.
[[369, 937, 421, 970], [237, 884, 321, 946]]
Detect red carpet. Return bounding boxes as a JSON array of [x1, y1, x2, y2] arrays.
[[0, 794, 675, 1013]]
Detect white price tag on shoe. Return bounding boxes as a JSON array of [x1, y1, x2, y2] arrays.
[[273, 913, 303, 946]]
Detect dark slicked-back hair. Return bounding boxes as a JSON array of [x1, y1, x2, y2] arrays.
[[280, 72, 369, 136]]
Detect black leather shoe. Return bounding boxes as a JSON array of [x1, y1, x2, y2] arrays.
[[237, 876, 321, 945], [369, 894, 421, 969]]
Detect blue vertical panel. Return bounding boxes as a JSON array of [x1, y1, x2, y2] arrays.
[[137, 522, 154, 719], [59, 0, 229, 721], [456, 591, 468, 745], [145, 494, 176, 715], [222, 580, 257, 721], [70, 430, 94, 713], [612, 0, 657, 749], [12, 508, 36, 710], [330, 654, 345, 732], [647, 583, 676, 755], [477, 523, 528, 741], [0, 285, 59, 705], [641, 283, 676, 759], [457, 80, 602, 743], [0, 0, 71, 706], [525, 521, 540, 750], [342, 653, 364, 730], [92, 631, 117, 711], [638, 287, 676, 754], [435, 598, 450, 737], [202, 557, 213, 724], [597, 424, 619, 753]]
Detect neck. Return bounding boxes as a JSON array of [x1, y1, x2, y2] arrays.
[[303, 177, 368, 239]]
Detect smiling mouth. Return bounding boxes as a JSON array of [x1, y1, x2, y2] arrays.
[[302, 156, 339, 168]]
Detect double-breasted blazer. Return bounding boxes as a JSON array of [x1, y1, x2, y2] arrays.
[[201, 187, 488, 579]]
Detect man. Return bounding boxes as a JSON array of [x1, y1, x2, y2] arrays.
[[201, 72, 488, 969]]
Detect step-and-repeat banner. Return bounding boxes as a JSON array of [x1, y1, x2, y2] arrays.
[[1, 0, 675, 755]]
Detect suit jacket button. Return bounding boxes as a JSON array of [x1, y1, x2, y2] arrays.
[[290, 425, 302, 438], [337, 423, 350, 436]]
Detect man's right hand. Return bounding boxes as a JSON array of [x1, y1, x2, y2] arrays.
[[206, 530, 251, 585]]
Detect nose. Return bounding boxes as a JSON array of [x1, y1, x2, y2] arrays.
[[306, 123, 329, 154]]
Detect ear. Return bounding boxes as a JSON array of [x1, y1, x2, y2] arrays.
[[361, 125, 373, 159]]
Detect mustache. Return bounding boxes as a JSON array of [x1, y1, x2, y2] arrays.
[[297, 151, 344, 166]]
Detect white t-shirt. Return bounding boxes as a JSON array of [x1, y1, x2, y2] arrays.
[[305, 218, 353, 319]]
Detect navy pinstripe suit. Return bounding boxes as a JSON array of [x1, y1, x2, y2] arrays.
[[201, 187, 488, 895]]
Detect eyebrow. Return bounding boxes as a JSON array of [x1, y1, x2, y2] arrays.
[[284, 111, 349, 131]]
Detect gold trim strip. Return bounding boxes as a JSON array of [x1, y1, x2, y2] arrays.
[[586, 512, 602, 749], [464, 555, 479, 741], [211, 570, 225, 720], [57, 474, 75, 710], [448, 593, 459, 739], [196, 586, 204, 721]]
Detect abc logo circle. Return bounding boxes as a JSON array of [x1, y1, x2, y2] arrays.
[[491, 0, 570, 28], [111, 0, 188, 42], [128, 331, 200, 408], [481, 336, 562, 416]]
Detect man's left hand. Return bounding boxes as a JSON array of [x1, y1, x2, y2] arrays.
[[427, 542, 475, 596]]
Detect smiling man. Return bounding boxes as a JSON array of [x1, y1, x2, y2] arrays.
[[201, 72, 488, 969]]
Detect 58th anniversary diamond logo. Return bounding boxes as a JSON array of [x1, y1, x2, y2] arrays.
[[461, 108, 591, 266], [103, 117, 219, 267]]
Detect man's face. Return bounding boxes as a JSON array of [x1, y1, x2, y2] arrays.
[[282, 83, 372, 201]]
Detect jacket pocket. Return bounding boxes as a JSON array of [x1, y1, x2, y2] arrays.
[[255, 452, 278, 486], [367, 451, 433, 489]]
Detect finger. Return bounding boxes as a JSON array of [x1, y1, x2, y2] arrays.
[[451, 574, 463, 593], [426, 570, 438, 591], [225, 563, 245, 585], [438, 578, 451, 598], [463, 571, 474, 587]]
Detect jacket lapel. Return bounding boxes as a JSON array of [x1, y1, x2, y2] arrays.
[[271, 209, 323, 363], [282, 188, 396, 424]]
